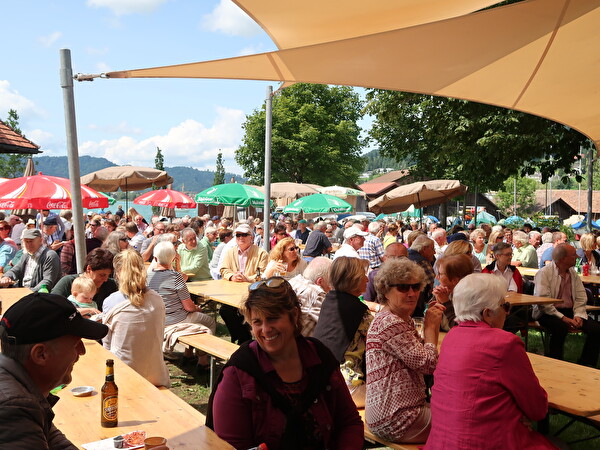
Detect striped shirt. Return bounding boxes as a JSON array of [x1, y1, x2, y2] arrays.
[[146, 269, 190, 326]]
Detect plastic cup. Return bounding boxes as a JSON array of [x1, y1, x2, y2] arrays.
[[413, 317, 425, 338], [144, 436, 167, 449]]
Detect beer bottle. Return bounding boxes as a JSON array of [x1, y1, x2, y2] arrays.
[[38, 284, 49, 293], [101, 359, 118, 427]]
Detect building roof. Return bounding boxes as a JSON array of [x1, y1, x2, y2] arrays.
[[358, 181, 397, 196], [361, 169, 409, 185], [0, 120, 41, 155], [535, 189, 600, 214]]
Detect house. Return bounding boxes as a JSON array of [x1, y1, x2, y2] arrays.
[[535, 189, 600, 221], [0, 121, 42, 155]]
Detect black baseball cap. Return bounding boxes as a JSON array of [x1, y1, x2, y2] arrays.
[[0, 293, 108, 345]]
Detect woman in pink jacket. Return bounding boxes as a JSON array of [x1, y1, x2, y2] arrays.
[[425, 273, 556, 449]]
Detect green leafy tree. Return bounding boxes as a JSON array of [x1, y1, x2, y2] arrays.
[[236, 83, 366, 185], [152, 146, 165, 214], [213, 151, 225, 185], [364, 91, 592, 192], [496, 176, 538, 217], [0, 109, 28, 178]]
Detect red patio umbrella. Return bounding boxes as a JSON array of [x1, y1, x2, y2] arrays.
[[0, 173, 109, 210], [133, 189, 196, 209]]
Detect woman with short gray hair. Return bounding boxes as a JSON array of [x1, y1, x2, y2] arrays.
[[366, 258, 445, 444], [425, 273, 553, 449]]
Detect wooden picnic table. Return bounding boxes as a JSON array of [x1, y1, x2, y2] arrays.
[[518, 266, 600, 285], [528, 352, 600, 417], [0, 287, 32, 314], [187, 279, 250, 308], [53, 339, 232, 449], [505, 291, 559, 306]]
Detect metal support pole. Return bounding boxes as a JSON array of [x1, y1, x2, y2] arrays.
[[587, 144, 594, 233], [60, 49, 86, 274], [263, 86, 273, 252]]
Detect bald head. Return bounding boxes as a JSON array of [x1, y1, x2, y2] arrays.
[[385, 242, 408, 259]]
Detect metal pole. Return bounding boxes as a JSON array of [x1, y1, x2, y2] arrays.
[[513, 177, 517, 216], [60, 49, 86, 274], [263, 85, 273, 251], [587, 144, 594, 233]]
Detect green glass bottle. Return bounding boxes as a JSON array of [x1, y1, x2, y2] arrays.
[[38, 284, 49, 293]]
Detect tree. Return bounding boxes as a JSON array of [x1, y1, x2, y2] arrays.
[[213, 151, 225, 186], [364, 91, 592, 193], [0, 109, 28, 178], [495, 176, 538, 217], [236, 83, 366, 185], [152, 146, 165, 214]]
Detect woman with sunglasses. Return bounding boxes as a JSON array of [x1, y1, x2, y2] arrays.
[[102, 230, 130, 256], [263, 237, 307, 280], [365, 258, 445, 444], [313, 256, 372, 408], [208, 277, 363, 450], [425, 274, 554, 449]]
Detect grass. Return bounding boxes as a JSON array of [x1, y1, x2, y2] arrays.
[[164, 312, 600, 448]]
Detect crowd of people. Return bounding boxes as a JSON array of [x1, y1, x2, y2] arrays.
[[2, 206, 600, 448]]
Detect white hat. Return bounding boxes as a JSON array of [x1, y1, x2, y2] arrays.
[[344, 226, 368, 240], [234, 224, 253, 235]]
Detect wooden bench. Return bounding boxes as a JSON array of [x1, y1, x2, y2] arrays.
[[357, 409, 421, 450], [177, 333, 240, 389]]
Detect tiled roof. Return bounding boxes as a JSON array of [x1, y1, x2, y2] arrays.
[[0, 120, 41, 154], [535, 189, 600, 214], [358, 181, 397, 196], [361, 169, 409, 184]]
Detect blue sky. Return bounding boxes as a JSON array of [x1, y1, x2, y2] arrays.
[[3, 1, 374, 176]]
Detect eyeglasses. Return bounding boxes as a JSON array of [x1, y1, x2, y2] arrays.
[[119, 238, 130, 242], [236, 233, 250, 238], [498, 252, 513, 257], [276, 232, 286, 236], [249, 276, 288, 291], [0, 227, 8, 231], [286, 246, 299, 252], [390, 283, 421, 293], [501, 301, 511, 314]]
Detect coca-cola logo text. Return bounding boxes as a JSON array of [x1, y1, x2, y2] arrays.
[[45, 201, 70, 209]]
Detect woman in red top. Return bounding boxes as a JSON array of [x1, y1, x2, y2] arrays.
[[426, 274, 555, 449]]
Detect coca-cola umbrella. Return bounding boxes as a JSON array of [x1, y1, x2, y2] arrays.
[[0, 173, 109, 210], [133, 189, 196, 209]]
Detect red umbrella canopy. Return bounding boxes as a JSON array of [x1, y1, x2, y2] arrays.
[[0, 173, 108, 210], [133, 189, 196, 209]]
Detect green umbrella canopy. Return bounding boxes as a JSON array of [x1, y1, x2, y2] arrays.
[[195, 183, 266, 207], [473, 210, 497, 224], [100, 192, 116, 205], [283, 193, 352, 214]]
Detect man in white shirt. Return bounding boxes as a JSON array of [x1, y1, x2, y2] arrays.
[[333, 226, 368, 260]]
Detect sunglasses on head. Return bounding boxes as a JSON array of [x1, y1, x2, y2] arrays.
[[390, 283, 421, 293], [236, 233, 250, 238], [249, 276, 288, 291]]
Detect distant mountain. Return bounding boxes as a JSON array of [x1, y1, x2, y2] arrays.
[[32, 156, 244, 193]]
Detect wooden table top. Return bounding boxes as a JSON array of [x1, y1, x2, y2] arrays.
[[54, 340, 232, 449], [0, 287, 32, 313], [518, 266, 600, 285], [438, 332, 600, 417], [505, 291, 559, 306], [528, 352, 600, 417], [517, 267, 539, 277], [187, 279, 250, 308]]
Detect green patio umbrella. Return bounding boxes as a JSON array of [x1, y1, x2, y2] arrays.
[[100, 192, 116, 205], [195, 183, 266, 207], [283, 193, 352, 214], [473, 210, 497, 225]]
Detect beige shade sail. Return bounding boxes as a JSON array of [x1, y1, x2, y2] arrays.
[[81, 166, 173, 192], [106, 0, 600, 148], [369, 180, 467, 214], [256, 182, 321, 199]]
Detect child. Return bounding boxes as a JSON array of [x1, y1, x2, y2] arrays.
[[69, 275, 100, 318]]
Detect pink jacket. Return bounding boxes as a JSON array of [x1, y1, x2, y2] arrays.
[[425, 321, 556, 449], [212, 337, 364, 450]]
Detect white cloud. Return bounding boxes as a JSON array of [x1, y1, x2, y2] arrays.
[[202, 0, 262, 37], [87, 0, 168, 16], [95, 62, 112, 73], [238, 44, 267, 56], [0, 81, 43, 120], [79, 107, 245, 172], [38, 31, 62, 48], [88, 121, 142, 135]]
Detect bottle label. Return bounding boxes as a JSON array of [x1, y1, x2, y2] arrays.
[[102, 395, 118, 420]]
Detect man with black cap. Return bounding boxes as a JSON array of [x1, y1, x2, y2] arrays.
[[0, 292, 108, 448], [42, 217, 64, 252], [0, 228, 61, 291]]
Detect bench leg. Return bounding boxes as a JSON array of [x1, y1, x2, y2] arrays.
[[209, 355, 216, 390]]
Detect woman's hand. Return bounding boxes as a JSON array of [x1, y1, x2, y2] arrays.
[[432, 285, 451, 304], [263, 259, 285, 278], [78, 307, 101, 318], [423, 302, 445, 344]]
